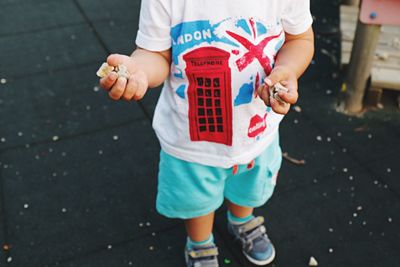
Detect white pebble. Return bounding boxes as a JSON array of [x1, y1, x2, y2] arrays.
[[107, 245, 112, 250], [387, 168, 391, 173], [309, 256, 318, 266], [362, 221, 367, 226], [349, 221, 353, 225], [52, 135, 59, 141], [93, 86, 100, 92], [294, 119, 299, 124], [24, 204, 29, 209], [1, 137, 6, 142], [7, 257, 12, 263], [18, 132, 23, 136], [146, 222, 151, 226], [113, 135, 119, 141], [367, 134, 372, 139], [293, 105, 302, 112], [326, 137, 331, 142], [328, 228, 334, 232], [353, 213, 358, 217], [388, 217, 392, 223], [139, 223, 144, 227], [316, 136, 322, 141], [98, 150, 103, 155], [357, 206, 363, 211], [326, 89, 332, 95], [149, 246, 154, 251], [61, 208, 67, 213], [374, 180, 378, 185], [337, 132, 342, 137], [1, 78, 7, 84], [329, 248, 333, 253], [343, 168, 348, 173]]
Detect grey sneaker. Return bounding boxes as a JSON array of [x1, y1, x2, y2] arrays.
[[184, 244, 219, 267], [228, 216, 275, 265]]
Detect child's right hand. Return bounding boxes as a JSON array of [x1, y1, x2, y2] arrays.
[[99, 54, 148, 101]]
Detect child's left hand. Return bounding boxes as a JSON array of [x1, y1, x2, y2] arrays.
[[257, 66, 298, 115]]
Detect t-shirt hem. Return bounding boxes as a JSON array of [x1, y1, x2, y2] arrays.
[[135, 30, 172, 51], [283, 16, 313, 35], [157, 129, 279, 168]]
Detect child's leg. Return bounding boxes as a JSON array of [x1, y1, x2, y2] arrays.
[[227, 201, 253, 218], [184, 212, 215, 242]]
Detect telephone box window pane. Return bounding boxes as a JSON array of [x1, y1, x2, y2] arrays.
[[215, 99, 220, 107], [216, 108, 222, 116], [214, 89, 220, 97], [216, 117, 223, 123], [209, 125, 215, 132], [197, 88, 203, 96], [205, 89, 212, 97], [217, 125, 223, 132], [198, 108, 205, 115], [205, 78, 211, 87], [200, 126, 207, 132], [198, 98, 204, 106], [206, 98, 212, 107], [197, 78, 204, 86], [207, 109, 213, 116], [208, 118, 214, 124], [199, 118, 206, 124], [213, 78, 220, 87]]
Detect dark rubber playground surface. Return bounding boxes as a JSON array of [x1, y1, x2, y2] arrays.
[[0, 0, 399, 266]]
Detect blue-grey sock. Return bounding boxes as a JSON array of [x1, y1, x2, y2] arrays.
[[227, 211, 254, 225]]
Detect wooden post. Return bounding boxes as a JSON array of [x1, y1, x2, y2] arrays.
[[342, 0, 360, 6], [343, 20, 381, 113]]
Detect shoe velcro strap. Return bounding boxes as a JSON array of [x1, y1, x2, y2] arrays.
[[238, 216, 265, 234], [189, 247, 219, 259]]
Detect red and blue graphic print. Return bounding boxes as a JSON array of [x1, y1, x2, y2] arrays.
[[171, 17, 284, 145]]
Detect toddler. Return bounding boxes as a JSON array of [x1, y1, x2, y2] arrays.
[[99, 0, 314, 266]]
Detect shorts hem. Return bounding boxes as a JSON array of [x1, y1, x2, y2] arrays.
[[156, 198, 224, 219], [224, 193, 271, 209]]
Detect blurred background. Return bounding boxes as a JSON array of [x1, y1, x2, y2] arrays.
[[0, 0, 399, 266]]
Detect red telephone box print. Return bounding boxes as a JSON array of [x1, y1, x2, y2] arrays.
[[183, 47, 233, 146]]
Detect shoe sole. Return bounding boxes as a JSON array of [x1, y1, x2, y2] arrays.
[[243, 245, 276, 266]]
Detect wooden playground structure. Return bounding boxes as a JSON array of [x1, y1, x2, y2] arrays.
[[340, 0, 400, 113]]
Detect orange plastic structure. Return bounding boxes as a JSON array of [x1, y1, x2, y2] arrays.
[[360, 0, 400, 25]]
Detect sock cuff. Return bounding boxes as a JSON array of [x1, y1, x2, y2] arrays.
[[227, 211, 254, 225], [187, 234, 214, 249]]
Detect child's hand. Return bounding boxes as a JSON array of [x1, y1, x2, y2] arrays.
[[99, 54, 148, 101], [257, 66, 298, 115]]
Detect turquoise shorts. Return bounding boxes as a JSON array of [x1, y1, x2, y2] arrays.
[[156, 135, 282, 219]]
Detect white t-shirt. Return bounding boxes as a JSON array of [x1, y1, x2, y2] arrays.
[[136, 0, 313, 168]]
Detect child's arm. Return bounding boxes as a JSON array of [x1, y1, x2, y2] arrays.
[[99, 48, 171, 101], [258, 27, 314, 114]]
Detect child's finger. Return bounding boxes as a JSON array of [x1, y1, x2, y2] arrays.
[[257, 85, 271, 106], [107, 54, 127, 67], [270, 98, 290, 115], [277, 89, 298, 105], [133, 78, 148, 101], [265, 69, 285, 87], [109, 77, 127, 100], [99, 72, 118, 90], [124, 76, 139, 101]]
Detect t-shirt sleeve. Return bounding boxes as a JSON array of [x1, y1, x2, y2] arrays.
[[135, 0, 171, 51], [281, 0, 313, 35]]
